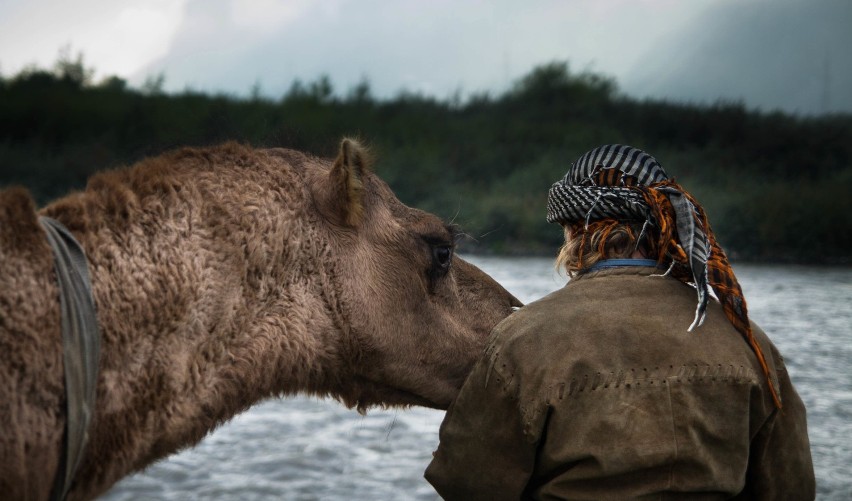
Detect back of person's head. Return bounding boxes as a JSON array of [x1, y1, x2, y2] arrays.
[[548, 144, 666, 276], [555, 220, 660, 276]]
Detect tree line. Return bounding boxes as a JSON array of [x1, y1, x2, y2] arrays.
[[1, 54, 850, 263]]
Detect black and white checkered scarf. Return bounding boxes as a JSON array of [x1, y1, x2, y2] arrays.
[[546, 144, 711, 330]]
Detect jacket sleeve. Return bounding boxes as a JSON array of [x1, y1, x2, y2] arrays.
[[424, 351, 540, 501], [734, 343, 816, 500]]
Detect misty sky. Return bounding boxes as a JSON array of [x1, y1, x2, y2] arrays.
[[1, 0, 849, 115]]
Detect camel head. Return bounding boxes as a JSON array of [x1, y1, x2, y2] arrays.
[[0, 139, 522, 499], [311, 139, 522, 411]]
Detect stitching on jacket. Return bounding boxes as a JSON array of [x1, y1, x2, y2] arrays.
[[555, 364, 760, 398], [485, 346, 518, 397], [665, 382, 679, 491], [485, 348, 543, 438]]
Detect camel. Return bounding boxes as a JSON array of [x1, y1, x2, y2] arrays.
[[0, 139, 521, 500]]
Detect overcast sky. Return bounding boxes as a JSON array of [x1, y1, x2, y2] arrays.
[[1, 0, 849, 115]]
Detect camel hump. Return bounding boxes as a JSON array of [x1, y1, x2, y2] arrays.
[[318, 137, 372, 227], [0, 186, 45, 252]]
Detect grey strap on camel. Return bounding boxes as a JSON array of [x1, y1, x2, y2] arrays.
[[40, 217, 100, 501]]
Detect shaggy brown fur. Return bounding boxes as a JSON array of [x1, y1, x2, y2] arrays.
[[0, 139, 521, 500]]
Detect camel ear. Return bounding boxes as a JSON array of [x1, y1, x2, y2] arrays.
[[320, 138, 370, 227]]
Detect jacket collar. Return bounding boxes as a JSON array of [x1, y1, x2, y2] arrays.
[[571, 263, 665, 283]]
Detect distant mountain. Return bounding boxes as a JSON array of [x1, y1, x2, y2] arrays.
[[623, 0, 852, 115]]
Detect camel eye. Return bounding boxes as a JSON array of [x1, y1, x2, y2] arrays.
[[421, 228, 457, 287], [433, 245, 453, 271]]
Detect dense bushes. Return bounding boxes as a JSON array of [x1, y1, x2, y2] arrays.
[[1, 58, 850, 263]]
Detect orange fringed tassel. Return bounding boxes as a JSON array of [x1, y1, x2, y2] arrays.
[[642, 180, 783, 409], [745, 324, 782, 408]]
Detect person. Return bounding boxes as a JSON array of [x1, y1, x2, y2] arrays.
[[424, 145, 815, 500]]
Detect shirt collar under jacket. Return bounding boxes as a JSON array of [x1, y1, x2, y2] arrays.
[[583, 258, 660, 273]]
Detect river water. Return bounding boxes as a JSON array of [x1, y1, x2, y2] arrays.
[[103, 256, 852, 500]]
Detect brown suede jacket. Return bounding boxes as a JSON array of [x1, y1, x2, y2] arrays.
[[425, 266, 815, 500]]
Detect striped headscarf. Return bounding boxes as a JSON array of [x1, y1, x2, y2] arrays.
[[547, 144, 781, 408]]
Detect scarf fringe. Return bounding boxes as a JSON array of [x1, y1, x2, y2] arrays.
[[641, 181, 782, 409]]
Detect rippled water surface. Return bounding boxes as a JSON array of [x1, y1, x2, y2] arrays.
[[103, 257, 852, 500]]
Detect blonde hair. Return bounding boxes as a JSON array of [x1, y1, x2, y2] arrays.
[[555, 220, 657, 276]]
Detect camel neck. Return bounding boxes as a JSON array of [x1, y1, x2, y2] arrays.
[[47, 179, 347, 499]]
